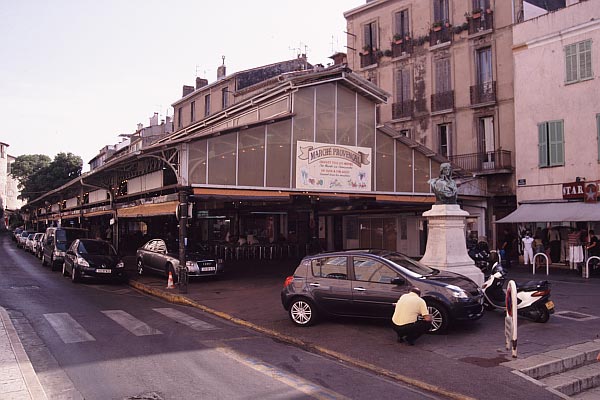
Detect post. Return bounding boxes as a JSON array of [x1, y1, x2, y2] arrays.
[[178, 189, 189, 294], [505, 280, 518, 358]]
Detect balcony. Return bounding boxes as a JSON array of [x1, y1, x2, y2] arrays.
[[468, 10, 494, 34], [449, 150, 512, 175], [470, 81, 496, 105], [392, 100, 413, 119], [431, 90, 454, 112], [392, 39, 413, 57], [429, 25, 452, 46], [360, 52, 378, 68]]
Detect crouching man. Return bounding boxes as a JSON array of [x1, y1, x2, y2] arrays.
[[392, 287, 432, 345]]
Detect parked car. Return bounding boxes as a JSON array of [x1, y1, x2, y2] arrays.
[[62, 239, 126, 283], [281, 249, 484, 333], [34, 233, 45, 259], [17, 230, 30, 248], [42, 227, 89, 271], [24, 233, 38, 253], [136, 238, 224, 282], [12, 228, 23, 242]]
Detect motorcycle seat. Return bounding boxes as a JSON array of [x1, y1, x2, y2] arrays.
[[516, 280, 549, 291]]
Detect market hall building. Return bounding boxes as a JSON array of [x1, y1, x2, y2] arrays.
[[23, 60, 457, 259]]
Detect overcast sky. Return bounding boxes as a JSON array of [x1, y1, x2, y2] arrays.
[[0, 0, 363, 170]]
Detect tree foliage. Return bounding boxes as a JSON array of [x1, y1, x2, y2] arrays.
[[12, 153, 83, 201]]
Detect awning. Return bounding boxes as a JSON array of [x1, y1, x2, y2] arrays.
[[117, 201, 178, 218], [496, 202, 600, 223]]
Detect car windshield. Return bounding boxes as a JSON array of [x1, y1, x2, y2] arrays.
[[78, 241, 116, 256], [380, 252, 437, 277], [56, 229, 88, 242]]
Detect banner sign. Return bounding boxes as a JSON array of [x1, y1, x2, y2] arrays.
[[296, 141, 372, 191], [505, 280, 518, 358]]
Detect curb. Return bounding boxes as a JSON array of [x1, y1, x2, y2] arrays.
[[0, 307, 48, 400], [128, 279, 475, 400]]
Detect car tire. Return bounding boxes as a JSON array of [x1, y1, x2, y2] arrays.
[[137, 259, 144, 276], [426, 301, 450, 334], [71, 266, 80, 283], [288, 298, 318, 327]]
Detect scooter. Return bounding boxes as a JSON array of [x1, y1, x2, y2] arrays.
[[481, 263, 554, 323], [468, 241, 491, 275]]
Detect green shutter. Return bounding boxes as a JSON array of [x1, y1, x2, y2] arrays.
[[548, 120, 564, 166], [597, 114, 600, 161], [538, 123, 548, 167]]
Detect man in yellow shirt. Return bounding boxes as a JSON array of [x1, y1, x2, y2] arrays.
[[392, 287, 432, 345]]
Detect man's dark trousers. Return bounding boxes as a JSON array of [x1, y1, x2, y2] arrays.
[[392, 320, 432, 344]]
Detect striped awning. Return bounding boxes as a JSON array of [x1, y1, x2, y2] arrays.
[[497, 202, 600, 223]]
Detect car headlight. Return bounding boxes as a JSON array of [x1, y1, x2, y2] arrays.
[[116, 261, 124, 268], [447, 285, 469, 299], [77, 257, 89, 267], [186, 260, 196, 268]]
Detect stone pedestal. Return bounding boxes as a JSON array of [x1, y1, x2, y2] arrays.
[[420, 204, 484, 287]]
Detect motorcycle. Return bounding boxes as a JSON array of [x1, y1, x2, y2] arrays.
[[481, 263, 554, 323], [468, 240, 491, 275]]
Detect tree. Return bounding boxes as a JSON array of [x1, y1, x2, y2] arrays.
[[12, 153, 83, 201], [10, 154, 51, 186]]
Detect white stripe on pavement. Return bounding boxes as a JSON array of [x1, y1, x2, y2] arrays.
[[153, 308, 219, 331], [101, 310, 163, 336], [43, 313, 95, 344]]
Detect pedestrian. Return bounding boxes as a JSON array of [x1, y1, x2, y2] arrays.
[[391, 287, 432, 346], [586, 230, 599, 274], [548, 227, 561, 263], [522, 231, 534, 267], [500, 229, 514, 269]]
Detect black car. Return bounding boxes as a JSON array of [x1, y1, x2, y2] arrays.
[[136, 239, 224, 281], [62, 239, 126, 283], [281, 249, 484, 333]]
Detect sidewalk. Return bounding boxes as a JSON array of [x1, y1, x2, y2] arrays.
[[0, 307, 46, 400]]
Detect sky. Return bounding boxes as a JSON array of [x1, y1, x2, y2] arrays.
[[0, 0, 363, 170]]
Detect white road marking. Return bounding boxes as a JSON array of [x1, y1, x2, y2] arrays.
[[153, 308, 219, 331], [101, 310, 163, 336], [43, 313, 95, 344]]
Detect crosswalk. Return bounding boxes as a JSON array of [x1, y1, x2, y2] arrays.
[[43, 308, 219, 344]]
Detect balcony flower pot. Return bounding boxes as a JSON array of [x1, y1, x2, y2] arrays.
[[472, 8, 482, 18], [433, 24, 442, 32]]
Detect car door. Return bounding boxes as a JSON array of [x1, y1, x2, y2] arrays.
[[64, 240, 79, 274], [151, 240, 169, 273], [351, 256, 409, 318], [140, 240, 159, 273], [306, 256, 354, 316]]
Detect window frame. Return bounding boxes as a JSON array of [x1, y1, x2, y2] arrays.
[[565, 40, 593, 84], [363, 20, 378, 50], [204, 94, 211, 117], [538, 120, 564, 167], [394, 9, 410, 38], [190, 101, 196, 122], [437, 123, 451, 157]]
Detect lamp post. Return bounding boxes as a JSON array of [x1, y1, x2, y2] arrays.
[[178, 189, 189, 294]]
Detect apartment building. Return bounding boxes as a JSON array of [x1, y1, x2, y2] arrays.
[[343, 0, 518, 242]]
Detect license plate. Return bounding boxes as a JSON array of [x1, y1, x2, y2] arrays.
[[96, 269, 112, 273], [201, 266, 216, 272], [545, 301, 554, 310]]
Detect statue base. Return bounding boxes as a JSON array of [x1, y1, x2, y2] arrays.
[[420, 204, 484, 287]]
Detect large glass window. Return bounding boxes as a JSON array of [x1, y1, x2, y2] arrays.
[[565, 40, 592, 84], [376, 132, 394, 191], [538, 120, 564, 167], [188, 140, 207, 184], [337, 85, 357, 146], [293, 87, 314, 143], [414, 152, 431, 193], [357, 94, 375, 149], [238, 126, 265, 187], [396, 145, 412, 192], [207, 134, 237, 185], [266, 120, 292, 188], [315, 84, 335, 143]]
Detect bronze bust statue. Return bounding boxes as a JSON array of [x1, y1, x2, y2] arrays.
[[428, 163, 457, 204]]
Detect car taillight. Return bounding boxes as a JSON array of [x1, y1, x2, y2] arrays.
[[283, 276, 294, 288], [532, 289, 550, 297]]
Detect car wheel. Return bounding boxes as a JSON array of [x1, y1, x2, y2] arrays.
[[41, 255, 47, 267], [166, 264, 179, 284], [289, 298, 318, 327], [427, 302, 450, 334], [137, 259, 144, 276], [71, 265, 80, 283]]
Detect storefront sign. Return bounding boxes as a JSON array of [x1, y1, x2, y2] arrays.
[[562, 182, 585, 199], [296, 141, 372, 191], [585, 182, 598, 203]]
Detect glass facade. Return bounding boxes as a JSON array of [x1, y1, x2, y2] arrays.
[[238, 126, 265, 187]]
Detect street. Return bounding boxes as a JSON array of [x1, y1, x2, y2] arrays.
[[0, 234, 445, 400]]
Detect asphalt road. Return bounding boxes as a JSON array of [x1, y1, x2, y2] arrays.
[[0, 234, 446, 400]]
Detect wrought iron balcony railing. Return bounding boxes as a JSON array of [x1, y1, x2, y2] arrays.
[[468, 10, 494, 34], [392, 100, 413, 119], [448, 150, 512, 174], [470, 81, 496, 105], [360, 52, 378, 68], [431, 90, 454, 112], [430, 25, 452, 46], [392, 39, 413, 57]]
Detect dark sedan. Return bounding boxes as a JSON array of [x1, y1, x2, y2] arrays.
[[62, 239, 126, 283], [136, 238, 224, 282], [281, 249, 484, 333]]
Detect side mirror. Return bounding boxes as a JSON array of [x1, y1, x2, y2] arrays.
[[391, 276, 406, 285]]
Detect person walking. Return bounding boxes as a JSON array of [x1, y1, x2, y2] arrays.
[[522, 231, 534, 268], [586, 230, 599, 274], [391, 287, 432, 346], [548, 227, 561, 263]]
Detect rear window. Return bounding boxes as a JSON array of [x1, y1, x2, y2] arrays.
[[56, 229, 88, 242]]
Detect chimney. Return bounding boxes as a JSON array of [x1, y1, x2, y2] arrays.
[[182, 85, 194, 97], [195, 77, 208, 89], [150, 112, 159, 126], [137, 123, 143, 131], [217, 56, 227, 80], [329, 52, 347, 66]]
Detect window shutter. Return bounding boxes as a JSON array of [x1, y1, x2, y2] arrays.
[[565, 43, 577, 82], [363, 24, 370, 48], [538, 123, 548, 167], [395, 70, 403, 103], [402, 69, 411, 101], [373, 22, 378, 49], [597, 114, 600, 161], [434, 0, 441, 21], [579, 40, 592, 80], [548, 120, 564, 166]]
